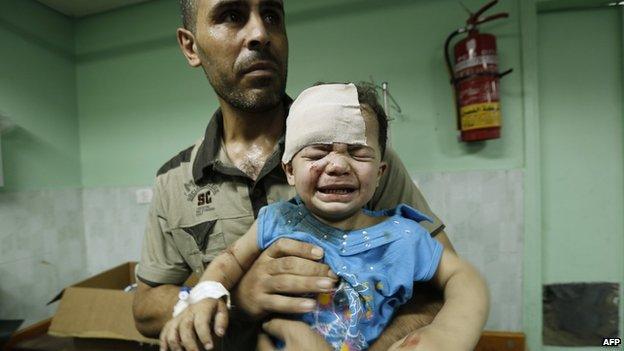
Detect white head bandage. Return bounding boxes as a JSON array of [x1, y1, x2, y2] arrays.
[[282, 83, 367, 163]]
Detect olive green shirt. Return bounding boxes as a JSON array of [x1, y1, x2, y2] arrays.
[[136, 109, 444, 286]]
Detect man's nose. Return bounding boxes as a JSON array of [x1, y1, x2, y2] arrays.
[[245, 12, 270, 50]]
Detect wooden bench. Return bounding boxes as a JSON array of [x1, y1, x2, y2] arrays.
[[475, 331, 526, 351]]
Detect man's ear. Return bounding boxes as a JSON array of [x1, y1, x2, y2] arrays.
[[376, 161, 387, 186], [176, 28, 202, 67], [282, 162, 296, 186]]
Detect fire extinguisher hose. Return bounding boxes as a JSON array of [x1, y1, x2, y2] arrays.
[[444, 28, 465, 129], [444, 28, 465, 84]]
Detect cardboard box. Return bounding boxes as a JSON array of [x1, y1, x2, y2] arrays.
[[47, 262, 157, 345]]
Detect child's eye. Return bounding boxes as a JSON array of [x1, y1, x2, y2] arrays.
[[350, 148, 374, 159], [304, 152, 327, 160], [300, 146, 331, 160]]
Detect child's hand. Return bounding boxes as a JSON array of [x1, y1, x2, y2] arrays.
[[159, 297, 229, 351], [388, 326, 467, 351]]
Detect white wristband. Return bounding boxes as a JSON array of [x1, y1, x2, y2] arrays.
[[190, 281, 231, 307], [172, 288, 191, 317], [172, 281, 231, 317]]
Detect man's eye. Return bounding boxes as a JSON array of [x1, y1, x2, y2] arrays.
[[222, 10, 244, 23], [263, 11, 282, 25]]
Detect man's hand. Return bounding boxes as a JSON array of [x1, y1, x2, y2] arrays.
[[159, 298, 229, 351], [256, 319, 332, 351], [232, 238, 338, 319]]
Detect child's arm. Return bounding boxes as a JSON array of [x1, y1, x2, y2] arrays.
[[200, 221, 262, 289], [408, 250, 489, 351], [160, 222, 262, 351]]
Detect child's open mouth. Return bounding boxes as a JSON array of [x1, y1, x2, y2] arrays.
[[316, 185, 358, 199], [318, 188, 355, 194]]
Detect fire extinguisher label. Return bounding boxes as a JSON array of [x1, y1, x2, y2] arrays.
[[460, 102, 501, 131], [454, 55, 498, 74]]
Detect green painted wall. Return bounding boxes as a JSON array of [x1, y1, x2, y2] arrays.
[[4, 0, 623, 348], [0, 0, 80, 191], [289, 0, 524, 172], [518, 1, 543, 349], [74, 0, 524, 187], [74, 0, 211, 188], [538, 7, 624, 350], [539, 7, 623, 284]]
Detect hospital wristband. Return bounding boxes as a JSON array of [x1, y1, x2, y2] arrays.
[[172, 281, 231, 317]]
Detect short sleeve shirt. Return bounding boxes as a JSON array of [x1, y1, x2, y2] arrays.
[[136, 103, 445, 286], [257, 198, 443, 350]]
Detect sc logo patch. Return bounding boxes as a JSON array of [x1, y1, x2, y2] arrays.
[[197, 191, 212, 206], [602, 338, 621, 347]]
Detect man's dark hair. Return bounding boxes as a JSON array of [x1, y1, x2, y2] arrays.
[[314, 82, 388, 157], [179, 0, 197, 31]]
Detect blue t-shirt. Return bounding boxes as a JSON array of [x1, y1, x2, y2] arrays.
[[257, 197, 443, 351]]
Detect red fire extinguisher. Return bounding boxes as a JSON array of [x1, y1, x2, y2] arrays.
[[445, 0, 512, 142]]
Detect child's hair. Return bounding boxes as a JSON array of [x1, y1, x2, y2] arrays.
[[313, 82, 388, 157]]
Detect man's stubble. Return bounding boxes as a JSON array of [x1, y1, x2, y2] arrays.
[[198, 47, 288, 113]]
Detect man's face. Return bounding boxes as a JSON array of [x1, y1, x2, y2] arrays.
[[192, 0, 288, 112], [284, 106, 387, 222]]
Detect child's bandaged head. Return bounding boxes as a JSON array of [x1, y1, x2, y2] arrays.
[[282, 83, 368, 163]]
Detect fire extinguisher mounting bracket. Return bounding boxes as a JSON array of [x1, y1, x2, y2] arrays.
[[450, 68, 513, 85]]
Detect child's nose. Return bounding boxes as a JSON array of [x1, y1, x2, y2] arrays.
[[324, 155, 350, 175]]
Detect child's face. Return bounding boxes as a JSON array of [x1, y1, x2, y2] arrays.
[[283, 105, 387, 222]]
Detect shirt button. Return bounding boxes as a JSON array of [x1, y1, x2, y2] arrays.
[[362, 230, 368, 235], [365, 243, 371, 248], [342, 241, 347, 246], [323, 234, 328, 239], [364, 236, 369, 241], [405, 229, 411, 233], [393, 220, 400, 224], [341, 249, 346, 253], [342, 234, 348, 239]]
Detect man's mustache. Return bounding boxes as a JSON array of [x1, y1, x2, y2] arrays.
[[236, 51, 281, 74]]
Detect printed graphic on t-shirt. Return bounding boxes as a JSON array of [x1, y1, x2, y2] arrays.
[[305, 274, 374, 351]]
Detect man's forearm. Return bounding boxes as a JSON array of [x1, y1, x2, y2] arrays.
[[133, 282, 180, 338], [368, 282, 443, 351]]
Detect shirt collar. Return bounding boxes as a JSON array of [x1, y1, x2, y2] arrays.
[[289, 195, 407, 256], [192, 96, 292, 183]]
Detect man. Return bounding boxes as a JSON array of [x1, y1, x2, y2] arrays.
[[132, 0, 456, 350]]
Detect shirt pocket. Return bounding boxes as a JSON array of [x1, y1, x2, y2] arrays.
[[172, 220, 227, 274]]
